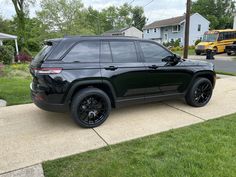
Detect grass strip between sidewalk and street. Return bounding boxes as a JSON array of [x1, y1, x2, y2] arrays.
[[216, 71, 236, 76], [43, 113, 236, 177]]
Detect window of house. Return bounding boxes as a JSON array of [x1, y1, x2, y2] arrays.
[[110, 41, 138, 63], [147, 29, 150, 33], [154, 28, 157, 33], [63, 41, 99, 62], [172, 25, 181, 32], [140, 42, 171, 63], [198, 24, 201, 32]]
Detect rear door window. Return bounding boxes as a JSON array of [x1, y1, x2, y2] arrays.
[[100, 41, 112, 62], [109, 41, 138, 63], [63, 41, 99, 62]]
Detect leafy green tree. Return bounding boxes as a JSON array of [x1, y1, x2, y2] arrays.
[[191, 0, 235, 29], [131, 6, 146, 31], [37, 0, 90, 36], [11, 0, 34, 48]]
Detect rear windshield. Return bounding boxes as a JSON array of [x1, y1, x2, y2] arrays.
[[31, 45, 53, 67]]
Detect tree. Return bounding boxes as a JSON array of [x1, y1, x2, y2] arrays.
[[37, 0, 90, 36], [11, 0, 34, 48], [191, 0, 235, 29], [131, 6, 146, 31], [101, 3, 146, 31]]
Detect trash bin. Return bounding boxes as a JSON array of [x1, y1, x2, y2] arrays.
[[206, 49, 215, 60]]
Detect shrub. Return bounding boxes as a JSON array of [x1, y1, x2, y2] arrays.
[[163, 39, 181, 48], [15, 52, 32, 63], [28, 39, 40, 52], [15, 47, 32, 63], [0, 45, 14, 64]]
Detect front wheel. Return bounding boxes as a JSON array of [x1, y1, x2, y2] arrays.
[[195, 51, 201, 55], [185, 78, 213, 107], [71, 88, 111, 128]]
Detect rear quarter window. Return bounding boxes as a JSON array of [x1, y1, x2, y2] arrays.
[[63, 41, 100, 63]]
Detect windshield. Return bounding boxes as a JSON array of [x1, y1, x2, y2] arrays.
[[202, 33, 218, 42]]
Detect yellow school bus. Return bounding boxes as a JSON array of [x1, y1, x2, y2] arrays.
[[195, 29, 236, 55]]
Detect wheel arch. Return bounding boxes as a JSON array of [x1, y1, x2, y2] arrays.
[[186, 71, 216, 94], [63, 80, 117, 108]]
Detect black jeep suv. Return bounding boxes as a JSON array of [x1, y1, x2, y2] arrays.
[[30, 36, 216, 128]]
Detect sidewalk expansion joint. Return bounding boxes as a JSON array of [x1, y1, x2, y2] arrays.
[[162, 102, 206, 121], [92, 128, 110, 146]]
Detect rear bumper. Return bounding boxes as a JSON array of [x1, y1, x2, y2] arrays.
[[30, 83, 69, 112]]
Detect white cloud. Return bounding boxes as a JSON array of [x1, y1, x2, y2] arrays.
[[0, 0, 187, 24]]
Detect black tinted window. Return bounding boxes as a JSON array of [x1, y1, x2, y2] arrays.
[[140, 42, 170, 62], [101, 41, 112, 62], [63, 41, 99, 62], [110, 41, 138, 62]]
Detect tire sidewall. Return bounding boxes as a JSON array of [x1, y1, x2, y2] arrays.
[[186, 78, 213, 107], [71, 88, 111, 128]]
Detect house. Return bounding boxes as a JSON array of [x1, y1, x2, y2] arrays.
[[143, 13, 210, 46], [0, 32, 19, 54], [103, 26, 143, 38]]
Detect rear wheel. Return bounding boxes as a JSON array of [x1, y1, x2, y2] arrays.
[[185, 78, 213, 107], [71, 88, 111, 128]]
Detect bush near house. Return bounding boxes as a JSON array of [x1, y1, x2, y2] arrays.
[[15, 47, 32, 63], [0, 45, 14, 64]]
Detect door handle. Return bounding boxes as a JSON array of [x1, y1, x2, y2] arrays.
[[104, 66, 118, 71], [148, 65, 158, 69]]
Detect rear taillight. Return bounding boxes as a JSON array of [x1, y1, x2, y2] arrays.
[[33, 68, 62, 74]]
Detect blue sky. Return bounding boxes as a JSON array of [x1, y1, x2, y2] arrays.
[[0, 0, 187, 24]]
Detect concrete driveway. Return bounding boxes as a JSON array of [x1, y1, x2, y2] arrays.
[[1, 75, 236, 175]]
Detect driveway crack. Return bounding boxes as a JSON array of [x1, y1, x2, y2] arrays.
[[92, 128, 110, 146], [162, 102, 206, 121]]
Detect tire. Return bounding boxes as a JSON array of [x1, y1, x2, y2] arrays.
[[195, 51, 201, 55], [185, 78, 213, 107], [213, 47, 218, 54], [71, 88, 111, 128], [227, 52, 232, 56]]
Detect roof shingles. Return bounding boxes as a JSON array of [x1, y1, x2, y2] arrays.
[[143, 15, 185, 30]]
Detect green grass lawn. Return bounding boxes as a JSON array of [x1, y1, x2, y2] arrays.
[[43, 113, 236, 177], [173, 49, 195, 56], [0, 63, 32, 105], [0, 77, 32, 105]]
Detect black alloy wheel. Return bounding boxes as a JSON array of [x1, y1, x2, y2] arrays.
[[71, 88, 111, 128], [185, 78, 213, 107]]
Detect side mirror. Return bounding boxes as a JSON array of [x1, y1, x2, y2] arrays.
[[162, 54, 181, 63], [162, 56, 173, 63]]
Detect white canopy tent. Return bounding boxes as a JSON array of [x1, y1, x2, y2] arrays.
[[0, 32, 19, 54]]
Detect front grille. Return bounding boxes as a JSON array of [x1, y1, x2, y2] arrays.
[[197, 45, 205, 50]]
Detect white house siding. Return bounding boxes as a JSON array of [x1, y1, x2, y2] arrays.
[[160, 24, 185, 45], [143, 28, 161, 41], [124, 26, 143, 38], [188, 13, 210, 45], [143, 13, 210, 46]]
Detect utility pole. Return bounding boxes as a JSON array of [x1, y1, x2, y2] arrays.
[[183, 0, 191, 59]]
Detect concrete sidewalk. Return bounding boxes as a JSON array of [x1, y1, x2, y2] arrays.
[[1, 76, 236, 175]]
